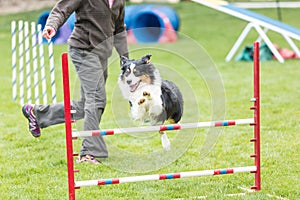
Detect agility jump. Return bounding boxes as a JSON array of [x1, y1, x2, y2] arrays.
[[62, 42, 261, 200]]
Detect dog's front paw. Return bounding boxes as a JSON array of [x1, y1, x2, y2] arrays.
[[161, 133, 171, 151], [138, 98, 146, 105], [143, 91, 152, 100]]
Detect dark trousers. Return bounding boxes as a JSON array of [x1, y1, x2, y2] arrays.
[[34, 46, 108, 158]]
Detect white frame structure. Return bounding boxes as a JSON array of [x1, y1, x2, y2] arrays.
[[192, 0, 300, 63]]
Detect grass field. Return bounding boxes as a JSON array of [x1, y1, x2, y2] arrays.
[[0, 1, 300, 199]]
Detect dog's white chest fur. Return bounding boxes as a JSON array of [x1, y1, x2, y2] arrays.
[[129, 84, 163, 123]]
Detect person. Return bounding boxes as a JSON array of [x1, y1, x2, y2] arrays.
[[22, 0, 129, 164]]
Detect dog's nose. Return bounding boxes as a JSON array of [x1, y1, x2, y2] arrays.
[[127, 80, 132, 85]]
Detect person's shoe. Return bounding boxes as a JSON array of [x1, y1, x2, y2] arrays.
[[22, 104, 41, 137], [76, 155, 100, 164]]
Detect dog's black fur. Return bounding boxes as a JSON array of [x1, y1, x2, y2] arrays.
[[159, 80, 183, 124]]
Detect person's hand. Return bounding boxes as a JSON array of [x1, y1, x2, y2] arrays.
[[42, 26, 56, 40], [120, 53, 129, 67]]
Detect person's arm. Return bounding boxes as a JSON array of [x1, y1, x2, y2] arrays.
[[43, 0, 81, 40], [114, 3, 129, 58]]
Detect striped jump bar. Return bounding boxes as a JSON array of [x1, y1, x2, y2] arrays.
[[75, 166, 256, 188], [72, 118, 254, 138]]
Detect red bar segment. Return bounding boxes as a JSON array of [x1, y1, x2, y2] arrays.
[[92, 131, 100, 136], [214, 121, 222, 126], [98, 180, 106, 185], [160, 126, 167, 131], [227, 121, 236, 126], [173, 124, 181, 130], [159, 174, 167, 180], [112, 178, 120, 184], [106, 130, 115, 135], [173, 173, 181, 178]]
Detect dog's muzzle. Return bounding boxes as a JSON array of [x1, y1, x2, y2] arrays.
[[128, 80, 141, 92]]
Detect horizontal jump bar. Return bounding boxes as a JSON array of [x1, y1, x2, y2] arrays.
[[75, 166, 257, 188], [72, 118, 254, 138]]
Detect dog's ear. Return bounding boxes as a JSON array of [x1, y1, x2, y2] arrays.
[[120, 56, 129, 67], [141, 54, 152, 64]]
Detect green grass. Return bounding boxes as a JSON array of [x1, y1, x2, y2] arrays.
[[1, 2, 300, 199]]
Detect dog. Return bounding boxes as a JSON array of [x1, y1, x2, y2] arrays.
[[118, 54, 183, 151]]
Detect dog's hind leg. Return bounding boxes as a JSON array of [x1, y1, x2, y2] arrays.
[[160, 131, 170, 151]]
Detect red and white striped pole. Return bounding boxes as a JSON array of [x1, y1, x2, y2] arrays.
[[62, 53, 76, 200], [75, 166, 257, 188], [72, 118, 254, 138]]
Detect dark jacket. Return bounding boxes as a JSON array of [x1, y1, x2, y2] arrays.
[[46, 0, 128, 58]]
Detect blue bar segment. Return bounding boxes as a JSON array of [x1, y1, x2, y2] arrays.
[[166, 174, 174, 179], [222, 121, 229, 126], [105, 179, 113, 184], [166, 125, 175, 130], [100, 130, 107, 135]]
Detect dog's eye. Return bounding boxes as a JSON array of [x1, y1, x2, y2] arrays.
[[133, 68, 137, 73], [126, 68, 130, 73]]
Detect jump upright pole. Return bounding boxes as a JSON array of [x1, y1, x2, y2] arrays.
[[62, 53, 76, 200], [251, 41, 261, 190], [62, 43, 261, 199]]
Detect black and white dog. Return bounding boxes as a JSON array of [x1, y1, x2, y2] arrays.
[[118, 54, 183, 151]]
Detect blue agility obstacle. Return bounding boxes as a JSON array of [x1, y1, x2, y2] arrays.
[[125, 5, 180, 43], [192, 0, 300, 63]]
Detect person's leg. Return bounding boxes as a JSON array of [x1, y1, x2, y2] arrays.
[[22, 95, 84, 137], [34, 103, 65, 128], [33, 100, 85, 129], [22, 46, 108, 161], [69, 46, 108, 159]]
